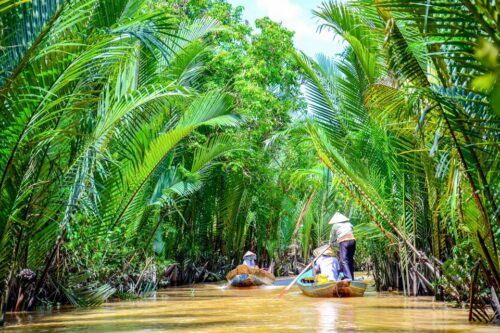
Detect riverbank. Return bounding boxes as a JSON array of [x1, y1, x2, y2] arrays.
[[2, 283, 492, 332]]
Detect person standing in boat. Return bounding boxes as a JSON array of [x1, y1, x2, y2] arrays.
[[313, 245, 340, 281], [329, 212, 356, 280], [242, 251, 258, 268]]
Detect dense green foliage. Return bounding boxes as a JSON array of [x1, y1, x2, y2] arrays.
[[297, 0, 499, 301], [0, 0, 312, 315], [0, 0, 242, 313], [0, 0, 498, 322]]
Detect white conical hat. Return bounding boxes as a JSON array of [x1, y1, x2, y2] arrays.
[[328, 212, 350, 224], [243, 251, 256, 258]]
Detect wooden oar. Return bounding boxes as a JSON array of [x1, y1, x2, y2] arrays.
[[277, 245, 330, 298]]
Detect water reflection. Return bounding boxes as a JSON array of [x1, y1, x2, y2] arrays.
[[1, 284, 493, 332], [316, 301, 341, 332]]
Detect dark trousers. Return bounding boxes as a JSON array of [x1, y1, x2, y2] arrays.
[[339, 239, 356, 280]]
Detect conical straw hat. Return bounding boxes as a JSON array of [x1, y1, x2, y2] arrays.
[[243, 251, 256, 258], [313, 245, 334, 257], [328, 212, 350, 224]]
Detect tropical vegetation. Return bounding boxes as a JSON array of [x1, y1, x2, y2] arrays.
[[297, 0, 499, 301], [0, 0, 498, 324]]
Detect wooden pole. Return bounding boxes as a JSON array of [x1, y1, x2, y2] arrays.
[[292, 190, 316, 237], [469, 260, 480, 321]]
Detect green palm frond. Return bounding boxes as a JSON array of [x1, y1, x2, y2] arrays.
[[105, 92, 237, 229], [315, 0, 383, 81], [0, 0, 67, 84]]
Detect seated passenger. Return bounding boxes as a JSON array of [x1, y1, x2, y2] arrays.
[[242, 251, 258, 268], [313, 245, 340, 281]]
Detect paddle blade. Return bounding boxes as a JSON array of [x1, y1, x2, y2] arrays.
[[277, 286, 291, 298]]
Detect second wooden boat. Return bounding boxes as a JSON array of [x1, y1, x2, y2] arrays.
[[297, 269, 367, 297], [226, 265, 275, 287], [229, 273, 274, 287]]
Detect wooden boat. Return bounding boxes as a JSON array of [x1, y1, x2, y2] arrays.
[[297, 269, 367, 297], [226, 265, 275, 287], [229, 273, 274, 287]]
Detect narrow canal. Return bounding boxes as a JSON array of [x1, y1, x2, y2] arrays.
[[2, 284, 493, 332]]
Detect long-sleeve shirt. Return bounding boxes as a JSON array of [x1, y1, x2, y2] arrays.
[[314, 256, 340, 281], [243, 258, 256, 268], [329, 221, 355, 245]]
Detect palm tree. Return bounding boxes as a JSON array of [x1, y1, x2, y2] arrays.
[[0, 0, 238, 317], [296, 0, 499, 301]]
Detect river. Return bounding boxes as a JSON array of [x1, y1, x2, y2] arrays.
[[1, 283, 494, 332]]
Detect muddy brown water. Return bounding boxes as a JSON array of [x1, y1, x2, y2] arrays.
[[1, 283, 495, 332]]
